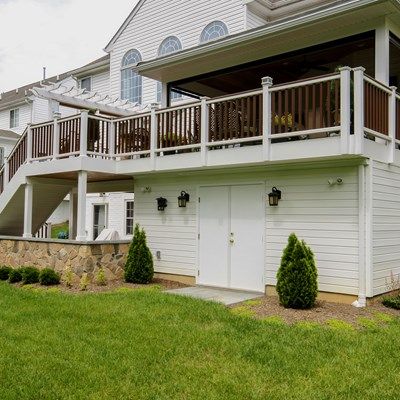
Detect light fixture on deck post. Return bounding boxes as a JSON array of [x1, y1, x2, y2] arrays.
[[156, 197, 168, 211], [178, 191, 190, 208], [268, 187, 281, 207]]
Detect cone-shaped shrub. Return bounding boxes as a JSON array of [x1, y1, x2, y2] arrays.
[[124, 224, 154, 284], [276, 234, 318, 309], [0, 266, 12, 281]]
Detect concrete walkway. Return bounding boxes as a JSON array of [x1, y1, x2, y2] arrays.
[[166, 286, 264, 305]]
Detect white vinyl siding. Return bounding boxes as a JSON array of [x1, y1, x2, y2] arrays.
[[246, 9, 267, 29], [372, 161, 400, 296], [109, 0, 246, 105], [91, 71, 110, 95], [0, 103, 31, 134], [134, 165, 359, 292]]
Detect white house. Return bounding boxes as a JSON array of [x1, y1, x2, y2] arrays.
[[0, 0, 400, 306]]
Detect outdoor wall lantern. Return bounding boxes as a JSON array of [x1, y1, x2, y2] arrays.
[[178, 191, 190, 208], [268, 187, 282, 207], [156, 197, 168, 211]]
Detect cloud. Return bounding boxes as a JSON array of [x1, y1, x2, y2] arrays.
[[0, 0, 136, 91]]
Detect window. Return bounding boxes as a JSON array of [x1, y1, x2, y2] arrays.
[[126, 201, 134, 235], [157, 37, 183, 101], [200, 21, 228, 43], [10, 108, 19, 129], [80, 77, 92, 91], [121, 49, 142, 104]]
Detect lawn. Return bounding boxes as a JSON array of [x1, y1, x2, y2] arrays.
[[0, 283, 399, 400], [51, 221, 69, 239]]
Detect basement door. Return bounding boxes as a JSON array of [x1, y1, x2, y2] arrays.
[[198, 185, 264, 292]]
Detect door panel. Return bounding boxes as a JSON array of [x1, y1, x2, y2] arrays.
[[230, 185, 265, 292], [198, 186, 229, 287]]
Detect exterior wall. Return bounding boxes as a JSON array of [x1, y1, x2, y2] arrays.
[[0, 138, 19, 158], [0, 103, 32, 134], [109, 0, 246, 105], [91, 70, 110, 94], [372, 161, 400, 296], [47, 200, 69, 225], [85, 192, 134, 241], [246, 8, 267, 29], [134, 164, 360, 295]]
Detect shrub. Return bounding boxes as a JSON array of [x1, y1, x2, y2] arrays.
[[124, 224, 154, 284], [382, 296, 400, 310], [62, 266, 74, 287], [21, 267, 40, 285], [57, 231, 69, 240], [39, 269, 61, 286], [95, 268, 107, 286], [80, 273, 90, 291], [8, 269, 23, 283], [0, 266, 12, 281], [276, 233, 318, 309]]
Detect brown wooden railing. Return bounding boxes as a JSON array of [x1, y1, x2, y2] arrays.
[[0, 168, 4, 195], [271, 76, 341, 135], [88, 117, 109, 155], [31, 122, 54, 159], [157, 104, 201, 149], [59, 116, 80, 155], [8, 133, 27, 180], [115, 114, 151, 155], [364, 77, 389, 136], [208, 93, 262, 143]]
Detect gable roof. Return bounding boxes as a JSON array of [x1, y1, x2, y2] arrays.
[[0, 129, 20, 140], [104, 0, 147, 52]]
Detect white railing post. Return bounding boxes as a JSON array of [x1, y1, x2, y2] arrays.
[[52, 112, 61, 160], [27, 124, 33, 163], [262, 77, 273, 160], [80, 110, 89, 157], [150, 103, 159, 170], [109, 119, 116, 160], [339, 67, 351, 154], [200, 97, 209, 166], [4, 158, 9, 186], [389, 86, 397, 164], [353, 67, 366, 155]]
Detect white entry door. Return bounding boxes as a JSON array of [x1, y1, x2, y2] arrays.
[[198, 184, 264, 292]]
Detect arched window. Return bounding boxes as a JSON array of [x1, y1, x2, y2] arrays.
[[157, 37, 183, 102], [121, 49, 142, 104], [200, 21, 228, 43]]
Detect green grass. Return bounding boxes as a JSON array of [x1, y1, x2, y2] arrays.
[[51, 221, 69, 239], [0, 282, 399, 399]]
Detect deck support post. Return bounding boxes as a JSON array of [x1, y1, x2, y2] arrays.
[[200, 97, 209, 166], [76, 171, 87, 241], [109, 119, 116, 160], [27, 124, 33, 163], [52, 113, 61, 160], [339, 67, 351, 154], [353, 67, 365, 155], [161, 83, 168, 108], [80, 110, 89, 158], [262, 77, 273, 161], [23, 179, 33, 239], [388, 86, 397, 164], [69, 189, 77, 240], [150, 103, 158, 170]]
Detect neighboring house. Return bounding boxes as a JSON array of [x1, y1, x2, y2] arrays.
[[0, 129, 20, 164], [1, 0, 400, 306]]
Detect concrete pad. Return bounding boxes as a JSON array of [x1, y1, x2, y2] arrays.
[[166, 286, 264, 305]]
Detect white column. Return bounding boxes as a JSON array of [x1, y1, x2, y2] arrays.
[[109, 119, 116, 160], [52, 113, 61, 160], [200, 97, 209, 166], [68, 189, 77, 240], [262, 77, 273, 161], [161, 83, 168, 108], [76, 171, 87, 241], [339, 67, 351, 154], [27, 124, 33, 163], [353, 67, 365, 155], [388, 86, 397, 164], [48, 100, 60, 121], [80, 110, 89, 157], [375, 24, 390, 85], [150, 103, 158, 170], [23, 179, 33, 238]]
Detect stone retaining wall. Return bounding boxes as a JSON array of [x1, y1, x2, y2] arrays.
[[0, 238, 130, 281]]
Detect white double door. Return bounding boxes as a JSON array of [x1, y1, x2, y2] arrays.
[[198, 184, 265, 292]]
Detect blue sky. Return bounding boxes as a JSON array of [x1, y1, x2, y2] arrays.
[[0, 0, 137, 91]]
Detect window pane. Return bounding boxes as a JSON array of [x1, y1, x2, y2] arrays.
[[200, 21, 228, 43], [126, 201, 134, 235], [80, 77, 92, 91]]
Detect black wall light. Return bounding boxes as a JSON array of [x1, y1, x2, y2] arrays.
[[178, 191, 190, 208], [268, 187, 282, 206], [156, 197, 168, 211]]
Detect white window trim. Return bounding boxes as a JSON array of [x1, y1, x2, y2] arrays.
[[120, 49, 143, 104], [125, 199, 135, 236], [10, 108, 19, 129], [79, 76, 92, 91]]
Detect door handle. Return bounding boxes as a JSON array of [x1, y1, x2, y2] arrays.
[[229, 233, 235, 244]]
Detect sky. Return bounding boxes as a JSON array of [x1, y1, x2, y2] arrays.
[[0, 0, 138, 92]]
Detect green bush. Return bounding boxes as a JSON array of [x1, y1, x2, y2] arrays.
[[39, 269, 61, 286], [21, 267, 40, 285], [276, 233, 318, 309], [0, 266, 12, 281], [95, 268, 107, 286], [382, 296, 400, 310], [8, 269, 23, 283], [124, 224, 154, 284]]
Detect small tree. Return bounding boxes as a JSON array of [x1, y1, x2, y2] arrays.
[[124, 224, 154, 284], [276, 234, 318, 309]]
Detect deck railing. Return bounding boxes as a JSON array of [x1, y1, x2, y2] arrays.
[[1, 67, 400, 195]]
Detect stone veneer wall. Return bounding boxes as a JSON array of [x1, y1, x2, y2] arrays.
[[0, 238, 130, 281]]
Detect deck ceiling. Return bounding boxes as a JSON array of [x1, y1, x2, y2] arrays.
[[137, 0, 400, 84]]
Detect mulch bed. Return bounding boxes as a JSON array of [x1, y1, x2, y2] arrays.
[[232, 295, 400, 326]]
